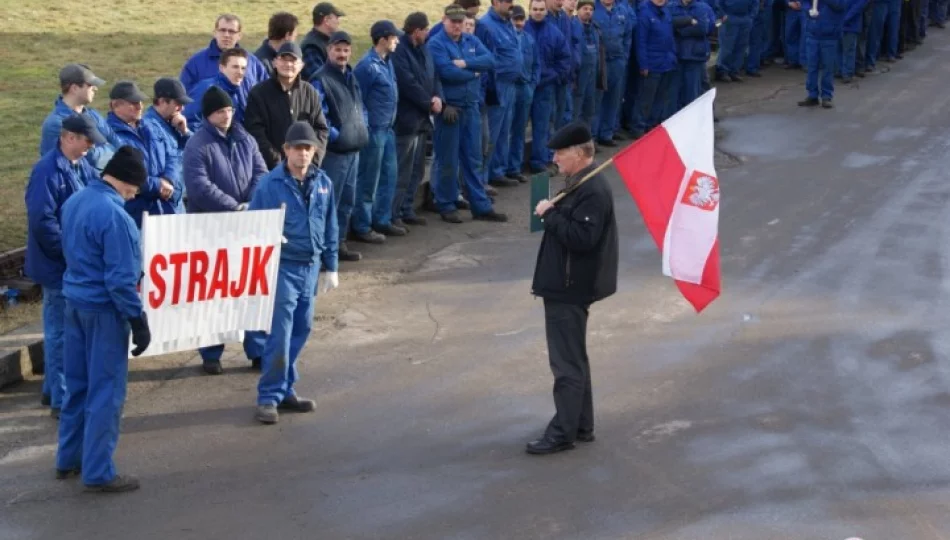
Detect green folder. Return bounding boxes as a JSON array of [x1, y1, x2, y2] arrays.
[[529, 173, 550, 233]]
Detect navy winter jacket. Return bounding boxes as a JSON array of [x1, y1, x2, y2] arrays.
[[594, 1, 636, 60], [249, 163, 339, 271], [525, 17, 572, 87], [182, 122, 268, 213], [25, 147, 97, 289], [180, 39, 269, 93], [428, 30, 495, 107], [671, 0, 715, 62], [355, 48, 399, 130], [61, 180, 143, 319], [391, 38, 443, 136], [108, 113, 184, 227], [803, 0, 845, 39]]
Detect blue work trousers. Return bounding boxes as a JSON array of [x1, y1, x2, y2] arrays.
[[562, 87, 574, 127], [554, 84, 569, 132], [785, 10, 804, 66], [717, 18, 754, 75], [508, 83, 533, 175], [198, 332, 265, 365], [432, 104, 493, 215], [677, 60, 706, 110], [747, 18, 770, 73], [635, 70, 675, 133], [805, 37, 837, 99], [257, 261, 319, 407], [487, 81, 517, 180], [840, 32, 859, 77], [354, 128, 398, 233], [56, 303, 129, 486], [573, 62, 598, 127], [530, 84, 557, 169], [393, 133, 427, 221], [41, 287, 66, 408], [593, 57, 627, 141], [932, 0, 949, 23], [322, 150, 359, 242]]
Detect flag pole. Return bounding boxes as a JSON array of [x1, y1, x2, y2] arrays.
[[550, 157, 615, 204]]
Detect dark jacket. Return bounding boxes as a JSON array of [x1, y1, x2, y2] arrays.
[[391, 37, 443, 136], [254, 39, 279, 78], [25, 146, 97, 289], [531, 164, 619, 305], [301, 29, 331, 81], [312, 64, 370, 154], [244, 75, 330, 169], [182, 122, 268, 213]]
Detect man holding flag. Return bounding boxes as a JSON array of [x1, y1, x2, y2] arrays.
[[528, 121, 619, 455]]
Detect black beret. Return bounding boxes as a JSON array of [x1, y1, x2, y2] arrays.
[[547, 121, 593, 150]]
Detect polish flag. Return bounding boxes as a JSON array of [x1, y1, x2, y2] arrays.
[[613, 89, 721, 313]]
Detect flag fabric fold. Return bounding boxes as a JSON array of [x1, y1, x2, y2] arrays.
[[612, 89, 721, 313]]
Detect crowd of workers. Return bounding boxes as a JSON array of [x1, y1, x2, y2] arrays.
[[23, 0, 940, 491]]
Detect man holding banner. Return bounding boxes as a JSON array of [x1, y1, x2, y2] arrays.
[[57, 146, 152, 492], [528, 121, 618, 455], [249, 121, 339, 425]]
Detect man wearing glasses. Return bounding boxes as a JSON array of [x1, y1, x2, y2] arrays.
[[180, 13, 270, 94]]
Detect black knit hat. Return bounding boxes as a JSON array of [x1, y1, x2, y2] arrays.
[[201, 86, 233, 119], [103, 146, 147, 187]]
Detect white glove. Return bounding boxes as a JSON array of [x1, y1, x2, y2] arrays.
[[320, 271, 339, 294], [235, 203, 249, 211]]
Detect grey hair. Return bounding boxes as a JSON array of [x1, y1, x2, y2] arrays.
[[574, 141, 595, 158]]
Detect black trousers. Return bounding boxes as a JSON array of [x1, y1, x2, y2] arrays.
[[543, 299, 594, 443]]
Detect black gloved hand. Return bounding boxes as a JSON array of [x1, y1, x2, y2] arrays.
[[129, 312, 151, 357], [442, 105, 459, 125]]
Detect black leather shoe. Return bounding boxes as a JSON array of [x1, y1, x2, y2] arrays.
[[373, 223, 407, 237], [525, 436, 575, 455], [506, 172, 527, 183], [202, 361, 223, 375], [250, 357, 262, 371], [797, 97, 820, 107], [821, 99, 834, 109], [41, 393, 51, 406], [278, 395, 316, 412], [729, 74, 744, 82], [597, 138, 616, 147], [56, 467, 81, 480], [441, 211, 464, 224], [339, 242, 362, 262], [577, 432, 596, 443], [489, 176, 519, 187], [455, 197, 471, 210], [353, 230, 386, 244], [402, 215, 428, 226], [472, 210, 508, 222]]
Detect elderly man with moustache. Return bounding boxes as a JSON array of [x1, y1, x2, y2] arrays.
[[528, 121, 618, 455], [245, 41, 330, 171]]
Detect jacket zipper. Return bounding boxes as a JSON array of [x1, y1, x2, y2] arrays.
[[565, 253, 572, 288]]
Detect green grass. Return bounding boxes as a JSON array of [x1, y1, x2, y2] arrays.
[[0, 0, 451, 253]]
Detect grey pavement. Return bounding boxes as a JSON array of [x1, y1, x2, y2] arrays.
[[3, 36, 950, 540]]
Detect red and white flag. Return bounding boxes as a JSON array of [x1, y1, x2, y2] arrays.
[[613, 89, 721, 313]]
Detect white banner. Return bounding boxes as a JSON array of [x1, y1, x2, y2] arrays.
[[134, 208, 285, 358]]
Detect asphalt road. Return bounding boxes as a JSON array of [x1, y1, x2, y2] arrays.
[[3, 35, 950, 540]]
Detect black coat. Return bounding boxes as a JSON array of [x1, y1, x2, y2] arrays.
[[390, 39, 442, 137], [531, 164, 619, 305], [244, 76, 330, 169]]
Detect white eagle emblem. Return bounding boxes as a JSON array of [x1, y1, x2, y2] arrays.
[[681, 171, 720, 211]]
